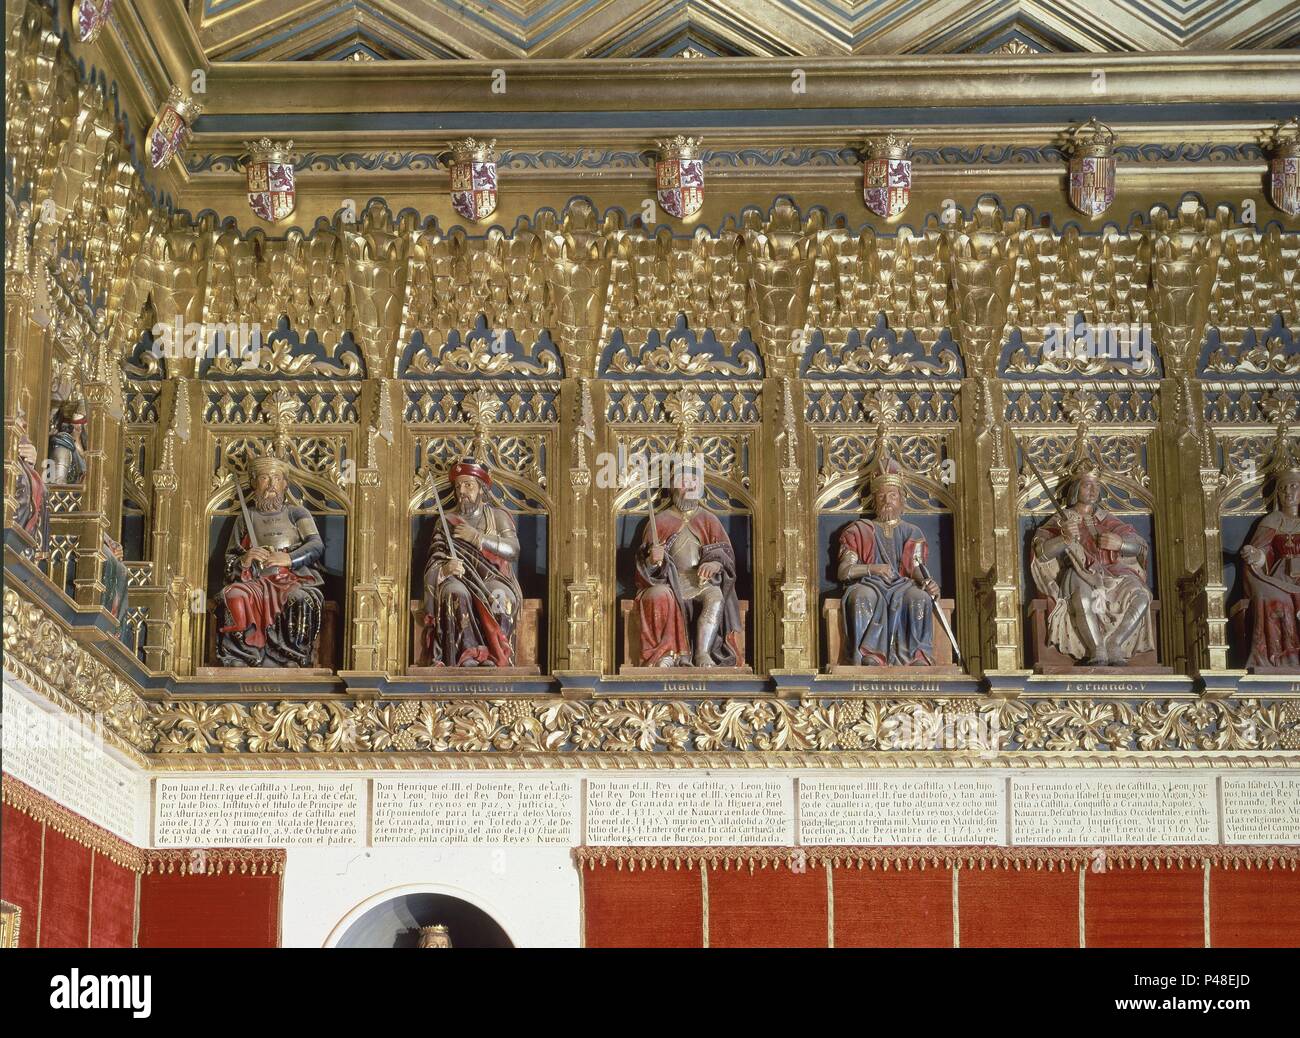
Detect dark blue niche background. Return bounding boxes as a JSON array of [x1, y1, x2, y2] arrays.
[[206, 511, 348, 661], [817, 512, 955, 665], [409, 512, 549, 667], [615, 511, 753, 667]]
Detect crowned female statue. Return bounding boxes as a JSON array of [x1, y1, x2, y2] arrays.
[[1029, 461, 1154, 666], [1240, 464, 1300, 670]]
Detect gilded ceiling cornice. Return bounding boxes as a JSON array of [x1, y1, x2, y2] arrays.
[[191, 53, 1300, 116]]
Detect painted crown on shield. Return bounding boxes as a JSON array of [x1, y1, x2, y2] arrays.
[[242, 136, 295, 165], [450, 137, 497, 164], [656, 135, 702, 161], [864, 134, 912, 160], [1267, 118, 1300, 159], [1067, 117, 1115, 158], [162, 84, 203, 125]]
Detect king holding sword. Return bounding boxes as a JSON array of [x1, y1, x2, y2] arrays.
[[421, 457, 523, 667], [217, 453, 326, 667]]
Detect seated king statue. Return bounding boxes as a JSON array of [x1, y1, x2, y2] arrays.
[[422, 457, 523, 667], [836, 460, 940, 666], [634, 460, 743, 667], [1029, 460, 1153, 666], [1240, 464, 1300, 670], [217, 453, 326, 667]]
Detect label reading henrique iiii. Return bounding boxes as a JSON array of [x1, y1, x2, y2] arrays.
[[585, 777, 793, 846]]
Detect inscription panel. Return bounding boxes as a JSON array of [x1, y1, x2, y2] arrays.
[[154, 778, 366, 847], [372, 776, 579, 844], [1, 685, 147, 844], [1222, 777, 1300, 844], [800, 776, 1004, 845], [1011, 776, 1217, 845], [586, 776, 794, 846]]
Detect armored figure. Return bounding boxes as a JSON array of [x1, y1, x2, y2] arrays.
[[1241, 466, 1300, 669], [47, 400, 88, 484], [217, 454, 326, 667], [422, 458, 523, 667], [836, 462, 940, 666], [1030, 461, 1154, 666], [633, 461, 743, 667]]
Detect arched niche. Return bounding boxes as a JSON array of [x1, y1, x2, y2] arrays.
[[327, 887, 515, 949]]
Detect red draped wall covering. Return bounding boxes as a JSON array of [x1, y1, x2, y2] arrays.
[[1, 774, 284, 948], [576, 847, 1300, 948], [137, 851, 284, 948], [2, 777, 143, 948]]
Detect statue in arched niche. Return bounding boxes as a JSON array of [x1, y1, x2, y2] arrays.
[[835, 460, 942, 666], [1240, 463, 1300, 670], [216, 452, 326, 668], [1029, 460, 1154, 666], [632, 457, 743, 667], [421, 457, 523, 667]]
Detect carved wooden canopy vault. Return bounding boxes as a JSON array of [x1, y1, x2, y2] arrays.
[[4, 0, 1300, 769]]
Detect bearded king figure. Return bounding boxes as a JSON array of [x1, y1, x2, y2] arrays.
[[422, 457, 523, 667], [633, 460, 743, 667], [217, 454, 326, 667]]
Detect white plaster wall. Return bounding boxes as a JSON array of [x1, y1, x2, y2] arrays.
[[282, 844, 581, 948]]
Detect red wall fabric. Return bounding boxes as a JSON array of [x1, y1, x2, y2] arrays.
[[578, 853, 1300, 948], [708, 866, 827, 948], [1210, 867, 1300, 948], [137, 870, 282, 948], [583, 865, 703, 948], [90, 855, 138, 948], [36, 828, 93, 947], [1085, 867, 1203, 948], [833, 865, 953, 947], [958, 868, 1079, 947], [1, 801, 44, 948]]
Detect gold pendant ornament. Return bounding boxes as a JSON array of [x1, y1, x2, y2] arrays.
[[73, 0, 114, 42], [147, 86, 202, 169], [1266, 118, 1300, 217], [242, 138, 296, 222], [862, 134, 912, 218], [1066, 117, 1117, 218], [449, 137, 498, 222], [655, 136, 704, 219]]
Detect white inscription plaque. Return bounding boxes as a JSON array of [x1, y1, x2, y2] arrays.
[[372, 776, 579, 844], [1222, 777, 1300, 844], [154, 777, 366, 847], [586, 776, 794, 846], [1012, 776, 1216, 845], [800, 776, 1005, 845]]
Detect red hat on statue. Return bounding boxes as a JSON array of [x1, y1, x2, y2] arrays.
[[450, 457, 491, 487]]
